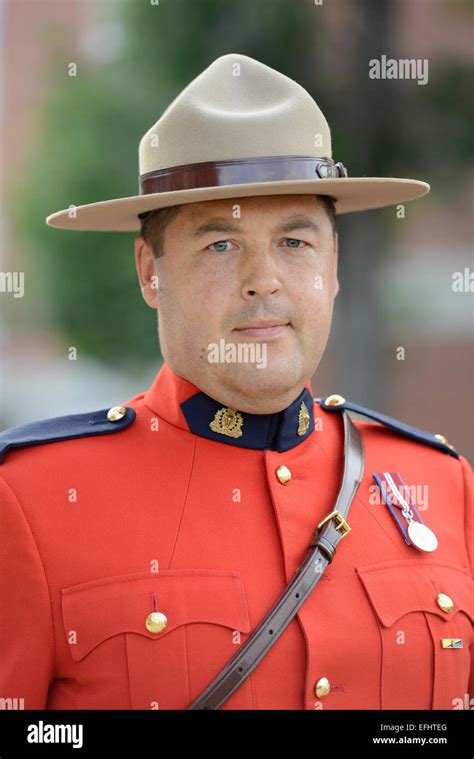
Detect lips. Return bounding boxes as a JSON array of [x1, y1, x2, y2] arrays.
[[234, 320, 289, 330], [234, 321, 290, 338]]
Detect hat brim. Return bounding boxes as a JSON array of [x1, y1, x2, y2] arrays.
[[45, 177, 430, 231]]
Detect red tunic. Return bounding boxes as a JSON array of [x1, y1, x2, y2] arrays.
[[0, 362, 472, 710]]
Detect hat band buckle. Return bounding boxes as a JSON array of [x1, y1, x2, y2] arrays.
[[139, 154, 348, 198]]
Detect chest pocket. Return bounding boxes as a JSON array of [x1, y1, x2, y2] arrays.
[[61, 569, 252, 710], [356, 559, 474, 709]]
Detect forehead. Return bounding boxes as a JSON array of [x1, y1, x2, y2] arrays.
[[177, 194, 324, 225]]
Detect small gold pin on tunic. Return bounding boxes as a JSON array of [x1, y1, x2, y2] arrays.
[[441, 639, 463, 649]]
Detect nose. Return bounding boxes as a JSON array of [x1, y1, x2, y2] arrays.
[[239, 248, 283, 300]]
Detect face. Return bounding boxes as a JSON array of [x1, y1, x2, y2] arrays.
[[135, 194, 339, 413]]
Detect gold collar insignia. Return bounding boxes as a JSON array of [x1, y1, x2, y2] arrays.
[[209, 407, 244, 438], [297, 400, 310, 436]]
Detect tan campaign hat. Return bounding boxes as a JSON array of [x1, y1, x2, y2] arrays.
[[46, 52, 429, 232]]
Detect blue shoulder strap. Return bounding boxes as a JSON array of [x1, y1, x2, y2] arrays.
[[0, 405, 136, 463], [316, 395, 460, 459]]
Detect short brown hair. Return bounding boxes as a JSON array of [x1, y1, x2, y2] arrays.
[[139, 195, 337, 258], [139, 205, 183, 259]]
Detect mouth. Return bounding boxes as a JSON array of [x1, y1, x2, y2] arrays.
[[233, 321, 291, 338]]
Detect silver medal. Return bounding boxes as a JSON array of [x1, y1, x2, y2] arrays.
[[384, 472, 438, 553], [407, 521, 438, 552]]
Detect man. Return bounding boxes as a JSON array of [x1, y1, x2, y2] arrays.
[[0, 53, 472, 711]]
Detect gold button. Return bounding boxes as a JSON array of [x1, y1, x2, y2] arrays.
[[434, 433, 455, 450], [436, 593, 454, 613], [107, 405, 127, 422], [315, 677, 331, 697], [324, 394, 346, 407], [276, 465, 291, 484], [145, 611, 168, 633]]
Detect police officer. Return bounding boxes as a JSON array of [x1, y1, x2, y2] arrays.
[[1, 53, 472, 711]]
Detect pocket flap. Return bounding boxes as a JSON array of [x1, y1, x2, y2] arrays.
[[62, 569, 251, 661], [356, 559, 474, 627]]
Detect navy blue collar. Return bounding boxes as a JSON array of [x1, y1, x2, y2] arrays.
[[180, 385, 315, 452]]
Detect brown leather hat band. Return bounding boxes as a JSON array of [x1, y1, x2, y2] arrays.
[[139, 154, 348, 195]]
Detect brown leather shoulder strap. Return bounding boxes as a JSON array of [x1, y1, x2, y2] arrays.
[[187, 409, 364, 709]]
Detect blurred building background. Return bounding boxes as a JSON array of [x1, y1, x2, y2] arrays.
[[0, 0, 473, 460]]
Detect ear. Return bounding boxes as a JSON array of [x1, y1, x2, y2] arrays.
[[333, 231, 340, 297], [134, 236, 159, 309]]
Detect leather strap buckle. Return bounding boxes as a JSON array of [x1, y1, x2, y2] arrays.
[[317, 510, 351, 538]]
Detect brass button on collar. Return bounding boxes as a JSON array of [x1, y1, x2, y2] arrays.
[[145, 611, 168, 633], [315, 677, 331, 697], [276, 465, 291, 484], [436, 593, 454, 613], [107, 405, 127, 422]]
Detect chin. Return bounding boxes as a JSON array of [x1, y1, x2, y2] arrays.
[[224, 359, 302, 391]]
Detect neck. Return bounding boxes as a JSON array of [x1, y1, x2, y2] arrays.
[[143, 362, 316, 452], [189, 379, 310, 415]]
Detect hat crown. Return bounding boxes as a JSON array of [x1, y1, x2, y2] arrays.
[[139, 53, 332, 175], [45, 52, 430, 231]]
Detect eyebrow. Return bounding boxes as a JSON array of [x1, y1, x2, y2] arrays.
[[191, 215, 321, 238]]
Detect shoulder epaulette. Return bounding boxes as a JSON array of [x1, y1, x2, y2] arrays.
[[0, 405, 136, 464], [316, 394, 460, 459]]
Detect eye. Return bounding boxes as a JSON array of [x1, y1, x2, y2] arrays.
[[207, 240, 234, 252], [280, 238, 308, 249]]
